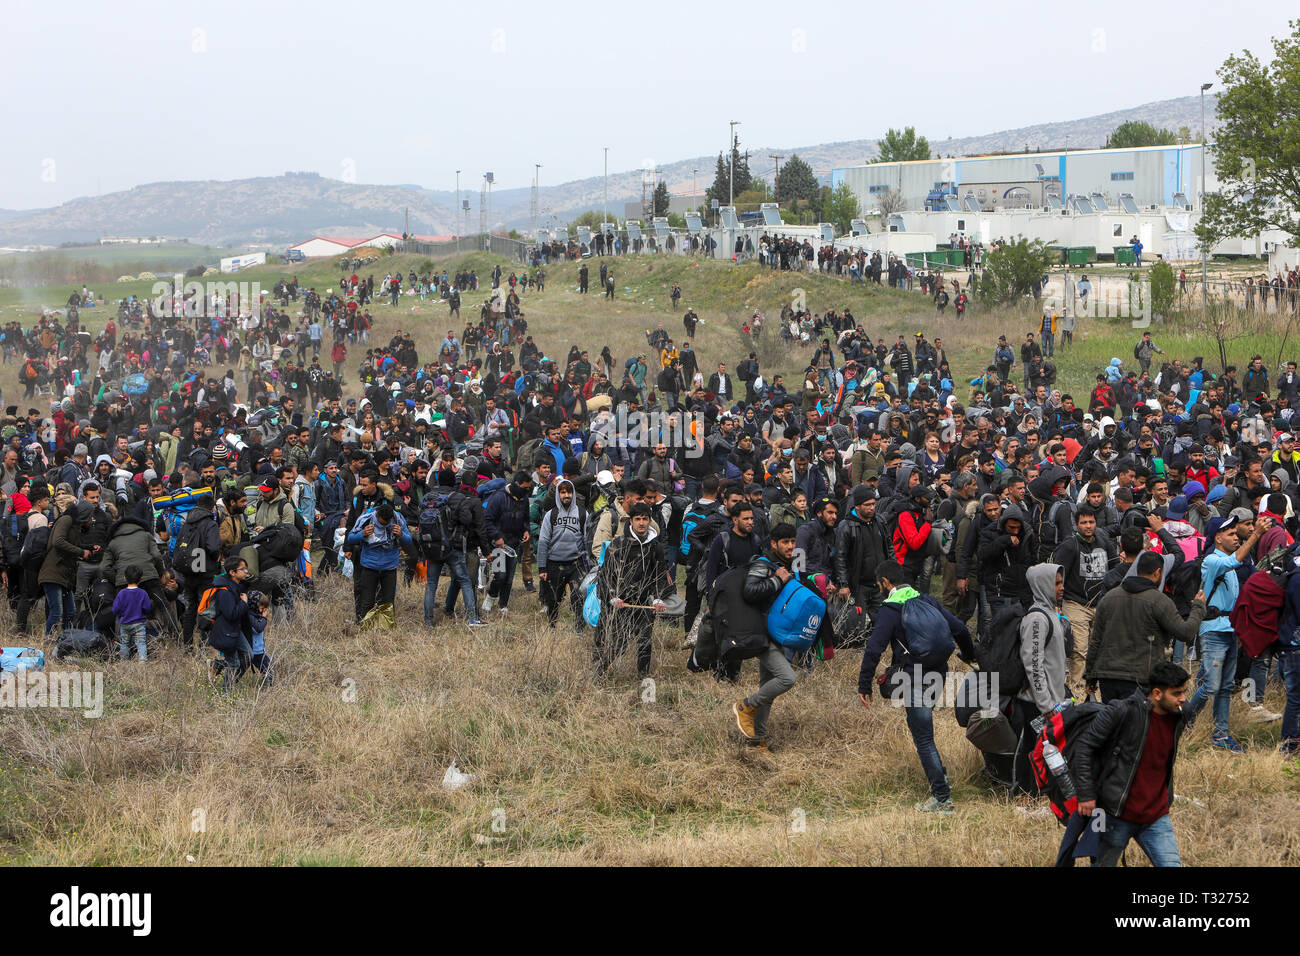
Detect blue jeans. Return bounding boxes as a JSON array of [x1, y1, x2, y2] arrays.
[[904, 700, 950, 801], [1185, 630, 1236, 739], [1278, 648, 1300, 751], [431, 550, 478, 622], [1095, 814, 1180, 867], [1042, 331, 1054, 356], [42, 583, 75, 634], [118, 621, 147, 661]]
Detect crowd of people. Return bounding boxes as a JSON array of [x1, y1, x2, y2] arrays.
[[5, 251, 1300, 867]]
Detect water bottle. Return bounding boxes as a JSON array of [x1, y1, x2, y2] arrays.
[[1030, 699, 1074, 736], [1041, 739, 1076, 802]]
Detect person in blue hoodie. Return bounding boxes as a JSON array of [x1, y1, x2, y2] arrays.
[[346, 500, 412, 627]]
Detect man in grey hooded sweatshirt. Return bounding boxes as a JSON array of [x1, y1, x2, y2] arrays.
[[537, 479, 586, 628], [1012, 562, 1072, 791]]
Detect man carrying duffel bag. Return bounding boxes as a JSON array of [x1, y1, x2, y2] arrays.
[[732, 522, 825, 753]]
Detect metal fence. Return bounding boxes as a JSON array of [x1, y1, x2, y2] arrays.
[[396, 234, 530, 262]]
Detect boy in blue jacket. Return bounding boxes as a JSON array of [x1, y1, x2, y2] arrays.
[[346, 501, 412, 627]]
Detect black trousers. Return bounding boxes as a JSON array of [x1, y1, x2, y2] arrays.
[[354, 565, 396, 622], [1099, 678, 1140, 704], [594, 608, 654, 678], [181, 573, 214, 645], [540, 560, 584, 626], [683, 563, 702, 635]]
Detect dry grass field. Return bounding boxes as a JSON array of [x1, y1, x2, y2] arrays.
[[1, 251, 1298, 866]]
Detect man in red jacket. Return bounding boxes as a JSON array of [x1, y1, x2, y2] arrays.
[[1184, 443, 1219, 491], [893, 486, 935, 587]]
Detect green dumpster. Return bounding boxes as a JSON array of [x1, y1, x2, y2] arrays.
[[1064, 246, 1095, 267], [948, 248, 968, 267], [1113, 245, 1136, 264]]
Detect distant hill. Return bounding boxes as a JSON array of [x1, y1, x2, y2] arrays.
[[0, 95, 1217, 246]]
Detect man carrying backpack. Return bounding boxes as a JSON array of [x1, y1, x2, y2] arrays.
[[1074, 662, 1193, 867], [858, 560, 975, 813], [1087, 552, 1206, 703], [537, 479, 586, 629], [174, 493, 223, 646], [436, 470, 489, 628]]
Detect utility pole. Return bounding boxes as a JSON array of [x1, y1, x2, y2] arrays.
[[772, 154, 783, 203], [603, 147, 609, 231], [1201, 82, 1212, 310], [729, 121, 739, 206], [532, 163, 542, 240], [455, 169, 461, 240], [692, 168, 698, 212]]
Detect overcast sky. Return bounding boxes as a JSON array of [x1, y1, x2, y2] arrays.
[[3, 0, 1292, 210]]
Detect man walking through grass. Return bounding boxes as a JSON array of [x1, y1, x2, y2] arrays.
[[857, 560, 975, 813], [733, 523, 801, 754]]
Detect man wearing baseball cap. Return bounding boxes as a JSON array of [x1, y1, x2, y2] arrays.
[[1184, 512, 1270, 752]]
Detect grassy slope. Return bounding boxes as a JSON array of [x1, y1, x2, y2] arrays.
[[1, 254, 1298, 866]]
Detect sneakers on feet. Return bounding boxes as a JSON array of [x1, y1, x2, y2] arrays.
[[733, 700, 758, 739], [524, 580, 536, 593], [1250, 704, 1283, 722], [467, 618, 490, 628], [1213, 735, 1247, 753], [916, 796, 955, 814]]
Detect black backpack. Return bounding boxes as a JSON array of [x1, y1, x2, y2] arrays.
[[417, 491, 452, 561], [1166, 550, 1232, 620], [1037, 499, 1073, 563], [975, 601, 1037, 697], [172, 509, 220, 576]]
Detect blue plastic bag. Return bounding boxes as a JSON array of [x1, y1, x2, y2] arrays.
[[1, 647, 45, 672]]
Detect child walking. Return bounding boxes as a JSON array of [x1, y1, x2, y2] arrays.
[[113, 564, 152, 661]]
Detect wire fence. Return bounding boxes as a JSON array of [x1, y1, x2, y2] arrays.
[[396, 234, 531, 262]]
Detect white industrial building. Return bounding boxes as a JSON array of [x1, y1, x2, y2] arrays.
[[833, 144, 1216, 216]]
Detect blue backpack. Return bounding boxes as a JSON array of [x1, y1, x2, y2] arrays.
[[763, 563, 825, 652], [898, 596, 955, 665], [679, 503, 710, 558]]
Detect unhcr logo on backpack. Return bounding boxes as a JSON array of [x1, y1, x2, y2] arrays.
[[886, 667, 999, 710], [0, 670, 104, 718]]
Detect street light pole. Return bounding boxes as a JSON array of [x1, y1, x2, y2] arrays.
[[692, 168, 698, 213], [729, 121, 739, 206], [603, 147, 609, 232], [1201, 82, 1212, 309]]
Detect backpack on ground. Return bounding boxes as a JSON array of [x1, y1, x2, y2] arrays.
[[417, 491, 451, 561], [898, 594, 955, 666], [763, 562, 826, 652]]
